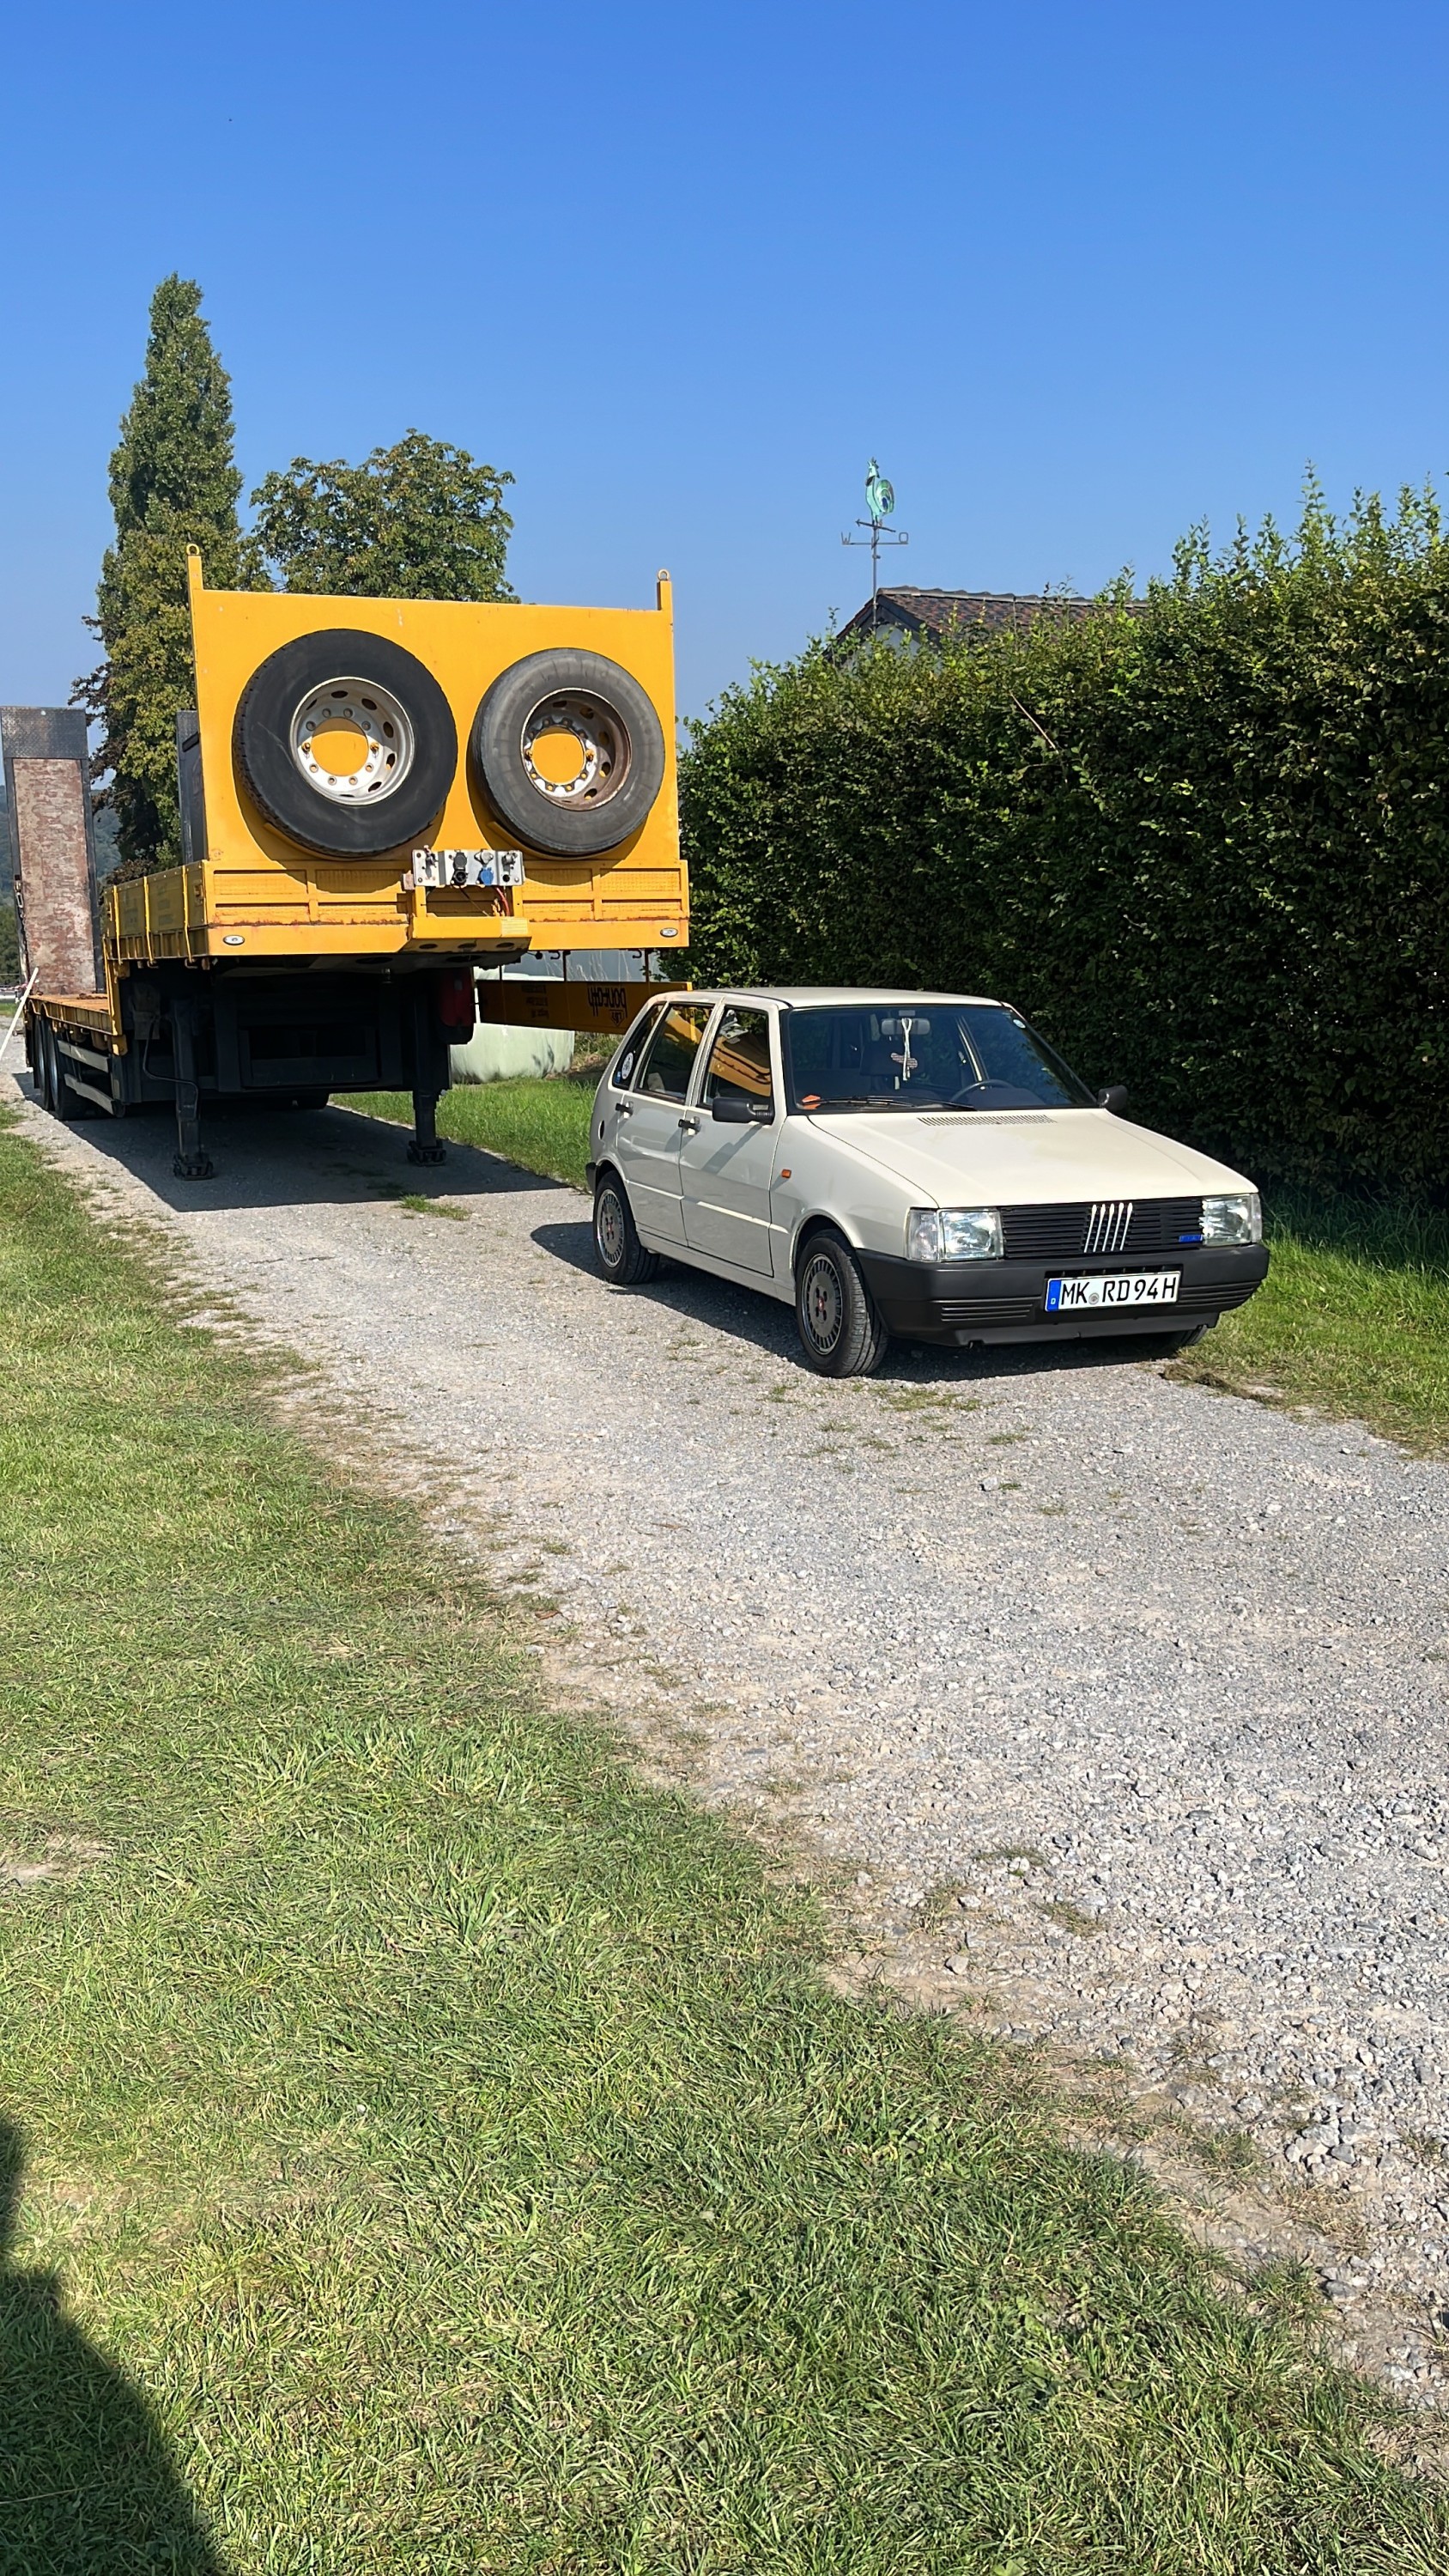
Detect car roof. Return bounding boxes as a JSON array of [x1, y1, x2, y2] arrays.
[[670, 987, 1006, 1009]]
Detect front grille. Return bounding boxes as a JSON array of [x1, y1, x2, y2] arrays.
[[1000, 1197, 1203, 1261]]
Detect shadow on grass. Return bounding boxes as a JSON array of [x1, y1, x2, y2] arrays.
[[1264, 1180, 1449, 1274], [0, 2121, 224, 2572]]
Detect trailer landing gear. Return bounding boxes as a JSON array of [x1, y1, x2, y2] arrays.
[[170, 999, 215, 1180], [407, 1088, 446, 1165]]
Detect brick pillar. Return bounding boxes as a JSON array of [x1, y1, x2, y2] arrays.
[[0, 707, 103, 995]]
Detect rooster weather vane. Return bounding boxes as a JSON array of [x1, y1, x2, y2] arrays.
[[841, 458, 909, 627]]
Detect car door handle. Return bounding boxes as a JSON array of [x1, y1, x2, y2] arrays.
[[677, 1114, 700, 1133]]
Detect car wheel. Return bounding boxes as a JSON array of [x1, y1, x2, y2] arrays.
[[1158, 1322, 1210, 1351], [795, 1230, 889, 1377], [594, 1171, 659, 1286], [233, 629, 458, 857], [471, 649, 666, 860]]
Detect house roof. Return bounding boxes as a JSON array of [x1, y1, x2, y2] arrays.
[[836, 586, 1118, 645]]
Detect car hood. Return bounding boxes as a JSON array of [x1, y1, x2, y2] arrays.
[[804, 1109, 1254, 1204]]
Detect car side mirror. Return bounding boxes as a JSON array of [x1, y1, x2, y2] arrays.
[[1096, 1084, 1130, 1116], [748, 1097, 774, 1123]]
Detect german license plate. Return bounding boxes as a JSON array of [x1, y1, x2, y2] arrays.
[[1045, 1268, 1181, 1313]]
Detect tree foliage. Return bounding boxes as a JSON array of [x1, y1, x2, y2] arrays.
[[247, 432, 514, 601], [680, 484, 1449, 1194], [77, 276, 245, 869]]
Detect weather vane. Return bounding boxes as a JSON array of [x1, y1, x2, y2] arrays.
[[841, 457, 909, 628]]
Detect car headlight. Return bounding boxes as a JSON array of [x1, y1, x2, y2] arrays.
[[907, 1206, 1003, 1261], [1201, 1190, 1262, 1245]]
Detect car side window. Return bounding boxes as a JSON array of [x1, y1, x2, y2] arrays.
[[703, 1008, 774, 1111], [611, 1005, 664, 1091], [634, 1003, 714, 1103]]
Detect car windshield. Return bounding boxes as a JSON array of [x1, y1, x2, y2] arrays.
[[782, 1003, 1095, 1112]]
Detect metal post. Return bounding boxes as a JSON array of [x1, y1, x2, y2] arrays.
[[409, 1085, 445, 1163], [0, 967, 40, 1072], [407, 984, 446, 1164], [170, 995, 214, 1179]]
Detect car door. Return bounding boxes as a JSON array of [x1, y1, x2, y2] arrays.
[[614, 999, 715, 1245], [678, 1004, 780, 1275], [594, 999, 664, 1167]]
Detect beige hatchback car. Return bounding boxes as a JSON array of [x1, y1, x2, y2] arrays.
[[587, 989, 1269, 1376]]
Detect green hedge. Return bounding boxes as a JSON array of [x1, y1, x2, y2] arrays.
[[680, 491, 1449, 1194]]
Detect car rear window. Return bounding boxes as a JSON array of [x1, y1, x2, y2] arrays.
[[611, 1005, 664, 1090], [634, 1004, 714, 1103]]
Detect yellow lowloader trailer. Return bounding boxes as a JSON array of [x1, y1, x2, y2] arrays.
[[6, 550, 686, 1176]]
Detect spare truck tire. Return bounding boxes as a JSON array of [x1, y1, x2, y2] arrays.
[[233, 630, 458, 857], [470, 648, 665, 860]]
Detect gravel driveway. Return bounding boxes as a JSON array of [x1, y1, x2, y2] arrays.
[[9, 1078, 1449, 2400]]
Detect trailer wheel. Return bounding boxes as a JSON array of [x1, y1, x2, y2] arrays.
[[233, 630, 458, 857], [33, 1019, 56, 1113], [40, 1021, 82, 1121], [470, 649, 665, 860]]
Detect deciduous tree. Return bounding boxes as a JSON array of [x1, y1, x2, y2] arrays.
[[247, 432, 513, 601]]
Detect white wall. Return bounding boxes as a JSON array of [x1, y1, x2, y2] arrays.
[[451, 1022, 573, 1084]]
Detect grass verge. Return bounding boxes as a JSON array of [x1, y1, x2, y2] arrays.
[[3, 1133, 1447, 2566], [1173, 1186, 1449, 1453], [348, 1072, 595, 1189]]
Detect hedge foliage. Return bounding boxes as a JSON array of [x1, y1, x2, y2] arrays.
[[679, 487, 1449, 1193]]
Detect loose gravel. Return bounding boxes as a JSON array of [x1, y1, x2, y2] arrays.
[[11, 1080, 1449, 2402]]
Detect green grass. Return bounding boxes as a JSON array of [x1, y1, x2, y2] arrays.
[[348, 1072, 596, 1189], [1175, 1186, 1449, 1452], [2, 1139, 1446, 2567]]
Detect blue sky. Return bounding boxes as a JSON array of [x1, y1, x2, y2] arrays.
[[3, 0, 1447, 723]]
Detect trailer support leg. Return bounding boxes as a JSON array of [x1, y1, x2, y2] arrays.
[[407, 986, 446, 1163], [407, 1087, 446, 1165], [171, 999, 215, 1180]]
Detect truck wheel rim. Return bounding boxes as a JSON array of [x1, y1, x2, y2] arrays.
[[290, 678, 415, 805], [597, 1188, 626, 1267], [520, 691, 628, 810], [802, 1252, 843, 1353]]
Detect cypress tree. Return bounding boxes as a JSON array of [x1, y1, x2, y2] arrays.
[[78, 276, 246, 868]]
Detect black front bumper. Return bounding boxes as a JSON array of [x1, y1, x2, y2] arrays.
[[854, 1242, 1270, 1346]]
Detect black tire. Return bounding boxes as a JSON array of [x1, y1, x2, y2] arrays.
[[34, 1020, 55, 1113], [233, 629, 458, 858], [795, 1229, 889, 1377], [471, 649, 666, 860], [41, 1022, 80, 1121], [593, 1170, 659, 1286]]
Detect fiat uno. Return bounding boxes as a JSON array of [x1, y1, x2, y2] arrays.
[[587, 989, 1268, 1376]]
